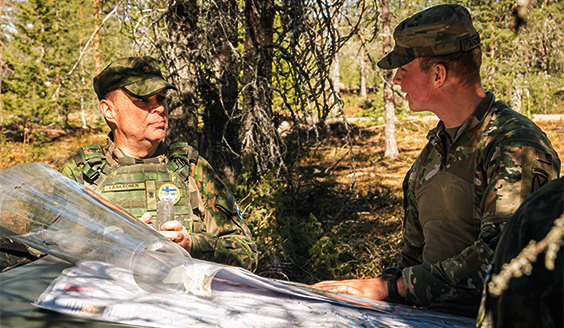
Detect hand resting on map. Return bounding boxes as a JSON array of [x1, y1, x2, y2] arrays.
[[308, 276, 407, 301]]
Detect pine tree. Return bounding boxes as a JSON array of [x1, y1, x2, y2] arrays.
[[1, 0, 131, 126], [472, 0, 564, 114], [3, 0, 59, 121], [2, 0, 98, 124]]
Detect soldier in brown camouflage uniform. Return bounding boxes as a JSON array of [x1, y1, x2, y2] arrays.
[[310, 4, 560, 318], [59, 56, 257, 271]]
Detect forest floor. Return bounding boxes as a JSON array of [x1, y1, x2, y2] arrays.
[[292, 114, 564, 279], [319, 113, 564, 200], [1, 112, 563, 280]]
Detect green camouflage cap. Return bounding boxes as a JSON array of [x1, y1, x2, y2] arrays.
[[93, 56, 177, 100], [377, 4, 480, 69]]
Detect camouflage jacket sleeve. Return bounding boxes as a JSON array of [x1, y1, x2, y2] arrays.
[[59, 157, 85, 183], [188, 157, 258, 271], [399, 99, 561, 310]]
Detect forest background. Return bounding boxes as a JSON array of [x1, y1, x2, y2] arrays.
[[1, 0, 563, 284]]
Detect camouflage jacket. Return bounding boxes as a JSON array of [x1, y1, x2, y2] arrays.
[[60, 136, 258, 271], [399, 92, 560, 317], [478, 176, 563, 328]]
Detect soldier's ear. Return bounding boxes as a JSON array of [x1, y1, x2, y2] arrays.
[[433, 63, 447, 88], [99, 98, 117, 124]]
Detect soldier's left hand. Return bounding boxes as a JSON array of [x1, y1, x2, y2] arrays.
[[160, 220, 193, 253]]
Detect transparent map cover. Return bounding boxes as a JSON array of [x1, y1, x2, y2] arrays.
[[0, 163, 475, 327]]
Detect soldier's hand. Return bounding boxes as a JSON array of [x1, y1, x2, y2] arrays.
[[160, 220, 192, 253], [140, 212, 152, 224], [139, 212, 160, 231], [308, 278, 389, 300]]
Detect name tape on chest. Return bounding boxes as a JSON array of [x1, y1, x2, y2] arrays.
[[102, 182, 145, 192], [102, 181, 181, 205]]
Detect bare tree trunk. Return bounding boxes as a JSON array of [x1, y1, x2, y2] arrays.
[[242, 0, 282, 176], [94, 0, 101, 74], [198, 0, 241, 184], [163, 1, 200, 149], [330, 6, 341, 117], [381, 0, 398, 160], [243, 0, 274, 116], [358, 1, 367, 99], [359, 46, 367, 98], [137, 0, 376, 181]]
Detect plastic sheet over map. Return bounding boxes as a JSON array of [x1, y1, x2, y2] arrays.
[[1, 163, 475, 327], [35, 260, 474, 327]]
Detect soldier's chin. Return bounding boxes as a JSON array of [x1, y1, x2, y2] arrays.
[[146, 130, 167, 143]]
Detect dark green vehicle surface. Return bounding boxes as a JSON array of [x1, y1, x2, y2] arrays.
[[0, 256, 136, 328]]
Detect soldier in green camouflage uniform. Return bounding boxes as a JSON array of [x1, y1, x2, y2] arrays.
[[310, 4, 560, 318], [397, 90, 560, 317], [478, 176, 563, 328], [60, 56, 257, 271]]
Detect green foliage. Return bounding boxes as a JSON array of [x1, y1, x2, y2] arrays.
[[234, 169, 343, 283], [356, 88, 415, 120], [3, 0, 89, 123], [472, 0, 564, 114], [346, 0, 564, 118], [1, 0, 134, 128], [234, 148, 403, 283]]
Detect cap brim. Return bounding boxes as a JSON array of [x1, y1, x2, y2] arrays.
[[122, 79, 177, 100], [377, 51, 415, 70]]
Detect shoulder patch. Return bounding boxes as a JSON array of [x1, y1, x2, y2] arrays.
[[158, 183, 181, 204], [532, 172, 549, 192]]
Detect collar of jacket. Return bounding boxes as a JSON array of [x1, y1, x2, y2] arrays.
[[104, 132, 168, 166], [426, 92, 496, 146]]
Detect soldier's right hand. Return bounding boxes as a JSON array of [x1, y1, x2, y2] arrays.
[[160, 221, 193, 253], [141, 212, 152, 224]]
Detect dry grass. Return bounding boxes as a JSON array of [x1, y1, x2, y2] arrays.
[[0, 127, 108, 172], [291, 117, 438, 278], [537, 119, 564, 168]]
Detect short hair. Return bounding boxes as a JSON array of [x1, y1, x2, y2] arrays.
[[419, 46, 482, 88], [102, 88, 119, 102]]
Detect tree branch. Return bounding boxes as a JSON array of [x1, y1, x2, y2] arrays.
[[51, 0, 126, 99]]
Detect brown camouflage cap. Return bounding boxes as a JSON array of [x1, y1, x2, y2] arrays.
[[93, 56, 177, 100], [377, 4, 480, 69]]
